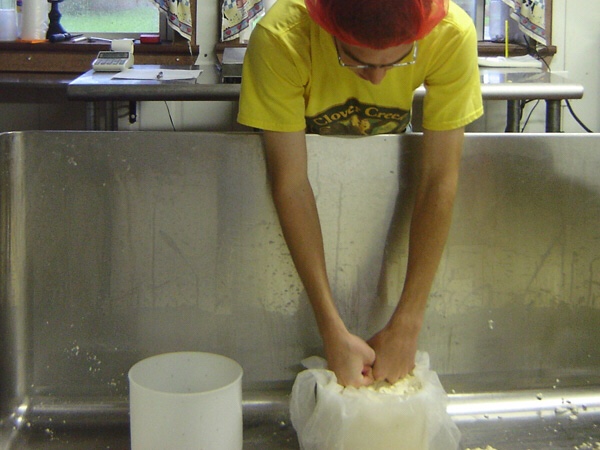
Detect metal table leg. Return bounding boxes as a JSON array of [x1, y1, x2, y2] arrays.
[[105, 101, 118, 131], [546, 100, 562, 132], [85, 101, 96, 131], [506, 100, 520, 132]]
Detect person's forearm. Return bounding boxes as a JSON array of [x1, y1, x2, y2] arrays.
[[263, 131, 343, 335], [263, 131, 376, 386], [390, 128, 463, 329], [392, 178, 457, 327], [369, 128, 464, 383], [273, 181, 376, 385], [270, 175, 343, 333]]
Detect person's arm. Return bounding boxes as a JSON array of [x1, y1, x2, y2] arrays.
[[369, 127, 465, 383], [263, 130, 375, 387]]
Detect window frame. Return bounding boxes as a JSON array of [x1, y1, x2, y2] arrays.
[[0, 0, 555, 75]]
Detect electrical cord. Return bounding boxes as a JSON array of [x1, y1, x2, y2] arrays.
[[565, 99, 594, 133], [528, 37, 595, 133], [520, 99, 540, 132], [160, 41, 195, 132], [164, 101, 176, 131], [162, 39, 196, 132]]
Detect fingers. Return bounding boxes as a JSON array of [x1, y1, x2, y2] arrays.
[[323, 331, 378, 387], [333, 356, 376, 387], [364, 346, 376, 367], [361, 364, 374, 386], [372, 361, 415, 384], [359, 345, 376, 386], [337, 358, 376, 387], [368, 327, 418, 384], [339, 372, 371, 388]]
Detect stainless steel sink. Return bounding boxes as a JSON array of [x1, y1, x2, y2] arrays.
[[3, 388, 600, 449], [1, 131, 599, 449]]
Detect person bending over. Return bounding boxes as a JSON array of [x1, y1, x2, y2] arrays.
[[238, 0, 483, 387]]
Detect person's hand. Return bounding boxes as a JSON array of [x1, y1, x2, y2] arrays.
[[322, 327, 376, 387], [368, 320, 420, 384]]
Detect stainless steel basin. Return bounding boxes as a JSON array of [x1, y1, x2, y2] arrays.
[[1, 131, 599, 449]]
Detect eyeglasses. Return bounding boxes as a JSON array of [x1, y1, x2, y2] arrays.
[[334, 38, 418, 69]]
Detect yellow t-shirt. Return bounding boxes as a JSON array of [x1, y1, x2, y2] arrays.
[[237, 0, 483, 135]]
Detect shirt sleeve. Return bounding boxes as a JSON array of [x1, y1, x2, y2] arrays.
[[422, 18, 483, 131], [237, 24, 308, 132]]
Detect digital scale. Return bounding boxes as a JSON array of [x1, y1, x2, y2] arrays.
[[92, 51, 134, 72]]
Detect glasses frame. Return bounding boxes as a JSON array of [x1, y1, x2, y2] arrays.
[[334, 38, 418, 70]]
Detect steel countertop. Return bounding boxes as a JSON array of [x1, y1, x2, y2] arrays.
[[66, 64, 584, 102]]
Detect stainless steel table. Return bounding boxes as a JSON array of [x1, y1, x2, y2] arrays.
[[67, 64, 233, 130], [476, 69, 585, 132], [67, 65, 584, 132]]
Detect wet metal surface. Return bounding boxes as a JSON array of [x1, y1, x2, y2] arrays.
[[2, 389, 599, 449]]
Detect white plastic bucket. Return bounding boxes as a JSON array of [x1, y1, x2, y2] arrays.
[[128, 352, 243, 450]]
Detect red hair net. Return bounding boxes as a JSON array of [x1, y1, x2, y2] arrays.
[[305, 0, 449, 49]]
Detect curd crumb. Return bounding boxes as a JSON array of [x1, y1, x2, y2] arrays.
[[357, 373, 422, 395], [465, 446, 498, 450]]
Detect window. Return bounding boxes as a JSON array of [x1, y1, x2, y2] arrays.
[[483, 0, 512, 42], [454, 0, 511, 41], [456, 0, 552, 46], [60, 0, 161, 36]]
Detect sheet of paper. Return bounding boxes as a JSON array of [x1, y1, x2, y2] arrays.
[[478, 55, 542, 69], [111, 69, 203, 81]]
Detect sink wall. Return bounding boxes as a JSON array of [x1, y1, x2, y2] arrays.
[[1, 132, 599, 448]]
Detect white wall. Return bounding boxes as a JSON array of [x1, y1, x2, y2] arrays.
[[0, 102, 86, 132], [552, 0, 599, 132], [119, 100, 246, 132]]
